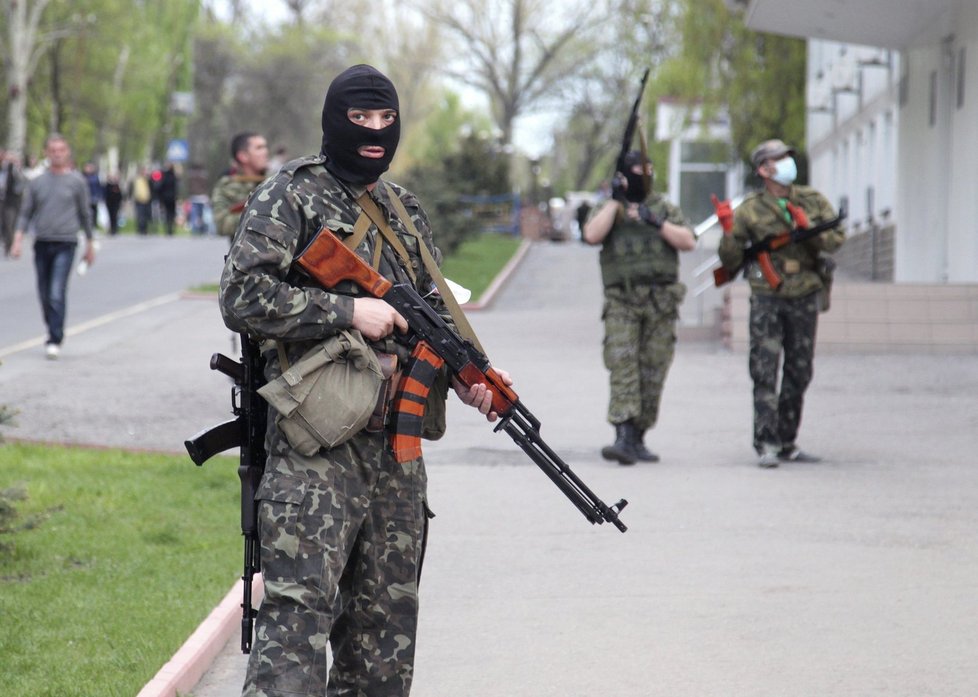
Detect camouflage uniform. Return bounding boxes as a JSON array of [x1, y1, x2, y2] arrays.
[[212, 174, 266, 239], [717, 185, 845, 454], [598, 193, 689, 432], [220, 154, 448, 697]]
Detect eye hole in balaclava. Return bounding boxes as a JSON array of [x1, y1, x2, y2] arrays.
[[622, 150, 652, 203], [321, 64, 400, 186]]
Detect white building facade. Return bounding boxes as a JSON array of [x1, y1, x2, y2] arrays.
[[744, 0, 978, 283]]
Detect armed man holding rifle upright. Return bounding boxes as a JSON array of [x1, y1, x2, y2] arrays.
[[714, 139, 845, 468], [584, 69, 696, 466]]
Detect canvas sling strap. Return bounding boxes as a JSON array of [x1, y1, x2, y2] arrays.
[[277, 186, 486, 372], [354, 186, 486, 354]]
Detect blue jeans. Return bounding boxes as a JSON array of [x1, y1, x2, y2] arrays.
[[33, 240, 76, 345]]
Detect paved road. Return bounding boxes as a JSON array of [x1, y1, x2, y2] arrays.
[[1, 233, 230, 352], [2, 238, 978, 696]]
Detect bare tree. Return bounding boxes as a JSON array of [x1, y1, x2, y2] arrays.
[[418, 0, 605, 146]]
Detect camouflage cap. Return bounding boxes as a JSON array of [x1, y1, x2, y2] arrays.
[[751, 139, 796, 168]]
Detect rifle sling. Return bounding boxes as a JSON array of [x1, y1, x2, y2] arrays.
[[355, 192, 417, 285], [381, 183, 485, 354], [281, 186, 488, 371]]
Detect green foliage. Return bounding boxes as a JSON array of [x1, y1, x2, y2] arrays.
[[550, 0, 806, 194], [0, 443, 239, 697], [0, 485, 27, 550], [0, 403, 15, 443], [401, 132, 511, 257], [397, 92, 494, 172], [188, 19, 359, 185], [664, 0, 807, 165], [8, 0, 200, 165]]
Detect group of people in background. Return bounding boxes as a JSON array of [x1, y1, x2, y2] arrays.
[[0, 141, 289, 248], [2, 131, 286, 362]]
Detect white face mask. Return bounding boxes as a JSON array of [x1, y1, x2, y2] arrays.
[[771, 156, 797, 186]]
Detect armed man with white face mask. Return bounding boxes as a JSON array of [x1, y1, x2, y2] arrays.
[[717, 139, 845, 468]]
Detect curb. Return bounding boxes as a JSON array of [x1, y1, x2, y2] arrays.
[[460, 238, 533, 311], [136, 576, 264, 697]]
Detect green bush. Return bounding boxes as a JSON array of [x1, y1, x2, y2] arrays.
[[402, 132, 511, 256]]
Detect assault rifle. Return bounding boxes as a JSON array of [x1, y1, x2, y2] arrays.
[[713, 207, 847, 288], [296, 228, 629, 532], [184, 334, 267, 653], [615, 67, 650, 190]]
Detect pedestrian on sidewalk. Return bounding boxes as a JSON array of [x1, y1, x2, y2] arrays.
[[103, 173, 124, 235], [157, 162, 179, 236], [1, 149, 25, 256], [82, 161, 103, 230], [9, 133, 94, 359], [716, 139, 845, 468], [584, 150, 696, 465], [130, 166, 153, 234], [219, 63, 511, 697]]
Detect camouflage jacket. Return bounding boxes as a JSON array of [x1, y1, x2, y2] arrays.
[[718, 185, 845, 298], [211, 173, 265, 238], [598, 192, 689, 289], [219, 154, 449, 381]]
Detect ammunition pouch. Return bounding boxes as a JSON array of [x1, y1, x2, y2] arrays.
[[258, 330, 384, 456], [367, 352, 400, 433]]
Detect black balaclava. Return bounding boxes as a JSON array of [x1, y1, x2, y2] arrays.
[[622, 150, 652, 203], [321, 64, 400, 186]]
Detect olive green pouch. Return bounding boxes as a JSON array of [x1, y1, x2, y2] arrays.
[[258, 330, 383, 456]]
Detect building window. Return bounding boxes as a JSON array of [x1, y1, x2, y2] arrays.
[[957, 47, 966, 109], [929, 70, 937, 126]]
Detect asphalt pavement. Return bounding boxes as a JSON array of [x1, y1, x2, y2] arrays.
[[2, 236, 977, 696]]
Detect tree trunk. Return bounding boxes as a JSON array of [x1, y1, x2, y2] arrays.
[[4, 0, 52, 156]]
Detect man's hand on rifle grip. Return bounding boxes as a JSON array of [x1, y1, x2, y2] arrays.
[[711, 194, 734, 234], [352, 297, 408, 341], [453, 368, 513, 422]]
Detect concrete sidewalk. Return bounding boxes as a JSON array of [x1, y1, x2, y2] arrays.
[[3, 240, 977, 696]]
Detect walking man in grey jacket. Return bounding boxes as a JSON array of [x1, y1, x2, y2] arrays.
[[10, 134, 95, 359]]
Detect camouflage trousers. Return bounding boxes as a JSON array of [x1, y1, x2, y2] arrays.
[[748, 293, 818, 453], [602, 283, 683, 432], [243, 428, 429, 697]]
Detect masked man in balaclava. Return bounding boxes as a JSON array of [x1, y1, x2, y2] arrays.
[[583, 150, 696, 466], [220, 64, 509, 697]]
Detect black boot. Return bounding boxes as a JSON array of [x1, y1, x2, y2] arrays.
[[629, 427, 660, 463], [601, 423, 636, 465]]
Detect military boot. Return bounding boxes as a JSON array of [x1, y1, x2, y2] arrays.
[[629, 427, 660, 463], [601, 423, 636, 465]]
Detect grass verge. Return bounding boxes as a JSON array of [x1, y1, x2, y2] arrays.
[[0, 443, 239, 697], [439, 232, 522, 302]]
